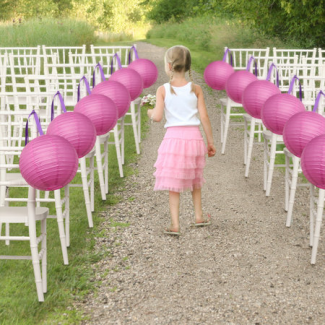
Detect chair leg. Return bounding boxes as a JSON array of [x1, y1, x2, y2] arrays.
[[80, 157, 93, 228], [95, 137, 106, 201], [65, 185, 70, 247], [54, 190, 69, 265], [265, 134, 277, 196], [41, 218, 47, 293], [310, 185, 315, 247], [104, 137, 109, 194], [243, 117, 248, 166], [263, 136, 268, 192], [130, 101, 141, 155], [137, 101, 141, 143], [286, 156, 300, 227], [245, 118, 256, 178], [311, 188, 325, 264], [284, 152, 290, 213], [221, 102, 231, 155], [90, 156, 95, 212]]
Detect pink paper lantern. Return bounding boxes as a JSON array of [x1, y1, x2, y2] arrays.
[[74, 94, 118, 136], [47, 112, 96, 158], [110, 68, 143, 101], [225, 70, 257, 103], [20, 135, 79, 191], [283, 111, 325, 157], [301, 134, 325, 189], [204, 61, 234, 90], [242, 80, 281, 119], [129, 59, 158, 89], [261, 93, 305, 135], [92, 80, 131, 118]]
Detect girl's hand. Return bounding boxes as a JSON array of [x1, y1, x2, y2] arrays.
[[147, 109, 153, 119], [207, 143, 216, 157]]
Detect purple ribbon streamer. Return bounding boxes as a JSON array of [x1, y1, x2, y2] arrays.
[[266, 63, 279, 88], [92, 62, 106, 88], [222, 48, 233, 67], [246, 56, 258, 77], [288, 75, 302, 101], [25, 110, 43, 146], [110, 53, 123, 75], [128, 45, 139, 64], [51, 91, 66, 121], [78, 76, 92, 102], [313, 90, 325, 113]]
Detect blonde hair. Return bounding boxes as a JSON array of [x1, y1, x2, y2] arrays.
[[165, 45, 195, 95]]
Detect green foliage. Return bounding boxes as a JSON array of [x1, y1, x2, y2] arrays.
[[0, 18, 97, 47]]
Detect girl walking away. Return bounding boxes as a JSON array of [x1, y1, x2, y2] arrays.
[[147, 45, 216, 236]]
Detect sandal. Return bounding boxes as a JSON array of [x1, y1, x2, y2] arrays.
[[190, 214, 211, 227], [163, 228, 180, 236]]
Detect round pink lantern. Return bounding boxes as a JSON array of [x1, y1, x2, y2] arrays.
[[109, 53, 143, 101], [204, 48, 234, 90], [242, 80, 280, 119], [261, 93, 305, 135], [92, 80, 131, 118], [74, 94, 118, 136], [283, 91, 325, 157], [301, 134, 325, 189], [47, 92, 96, 158], [19, 111, 78, 191], [128, 45, 158, 89], [226, 72, 257, 104], [47, 112, 96, 158], [225, 56, 258, 103]]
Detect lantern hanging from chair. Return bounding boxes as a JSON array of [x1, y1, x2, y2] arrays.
[[204, 48, 234, 90], [283, 91, 325, 157], [47, 91, 96, 158], [19, 111, 79, 191], [242, 63, 281, 119], [301, 134, 325, 189], [128, 45, 158, 89], [92, 80, 131, 119], [109, 53, 143, 101], [261, 75, 305, 135], [225, 56, 258, 104], [74, 92, 118, 136]]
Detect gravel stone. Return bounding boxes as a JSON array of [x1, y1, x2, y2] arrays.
[[74, 42, 325, 324]]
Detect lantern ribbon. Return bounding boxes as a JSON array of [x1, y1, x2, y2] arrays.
[[51, 91, 67, 121], [222, 48, 233, 67], [288, 75, 302, 101], [110, 53, 123, 75], [25, 110, 43, 146], [266, 63, 279, 88], [92, 62, 106, 88], [246, 56, 258, 77], [77, 76, 92, 102], [128, 45, 139, 64], [313, 90, 325, 113]]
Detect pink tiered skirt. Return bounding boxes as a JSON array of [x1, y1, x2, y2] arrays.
[[154, 126, 207, 192]]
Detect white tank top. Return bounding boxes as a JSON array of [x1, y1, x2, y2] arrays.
[[163, 82, 200, 128]]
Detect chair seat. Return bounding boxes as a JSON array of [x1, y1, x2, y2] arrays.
[[3, 173, 27, 186], [0, 206, 49, 223], [263, 130, 283, 142], [219, 97, 242, 107]]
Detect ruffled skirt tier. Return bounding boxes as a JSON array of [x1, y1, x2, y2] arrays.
[[154, 126, 207, 192]]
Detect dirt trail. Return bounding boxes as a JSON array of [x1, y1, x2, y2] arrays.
[[76, 42, 325, 324]]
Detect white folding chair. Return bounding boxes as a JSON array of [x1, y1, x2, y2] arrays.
[[42, 45, 86, 65], [0, 46, 41, 65], [220, 47, 270, 154], [0, 96, 70, 264], [0, 186, 48, 302]]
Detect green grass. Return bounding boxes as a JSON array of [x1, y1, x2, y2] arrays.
[[0, 105, 150, 324], [0, 18, 97, 48]]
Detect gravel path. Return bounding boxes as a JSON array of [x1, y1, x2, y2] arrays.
[[76, 42, 325, 324]]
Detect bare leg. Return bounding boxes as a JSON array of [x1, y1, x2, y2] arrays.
[[169, 191, 180, 231], [192, 188, 204, 222]]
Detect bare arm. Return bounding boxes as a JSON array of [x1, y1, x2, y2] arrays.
[[196, 84, 216, 157], [147, 85, 165, 122]]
